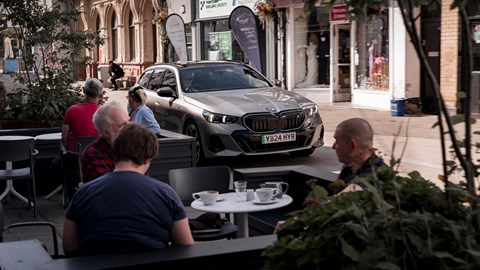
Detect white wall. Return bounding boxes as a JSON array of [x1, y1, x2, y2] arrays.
[[168, 0, 191, 24]]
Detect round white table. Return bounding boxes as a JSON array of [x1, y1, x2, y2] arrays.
[[0, 136, 35, 205], [191, 192, 292, 238], [34, 132, 61, 141]]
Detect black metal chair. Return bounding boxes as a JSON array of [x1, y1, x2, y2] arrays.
[[169, 166, 238, 241], [0, 138, 37, 217], [0, 201, 59, 258], [60, 136, 97, 208]]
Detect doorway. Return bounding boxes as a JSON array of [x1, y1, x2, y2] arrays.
[[332, 23, 351, 102]]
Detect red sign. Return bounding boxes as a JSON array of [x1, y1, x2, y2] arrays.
[[330, 5, 348, 22]]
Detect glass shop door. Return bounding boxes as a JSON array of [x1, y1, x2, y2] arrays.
[[332, 23, 351, 102]]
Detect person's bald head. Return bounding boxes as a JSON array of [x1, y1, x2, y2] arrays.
[[333, 118, 374, 165], [336, 118, 373, 150]]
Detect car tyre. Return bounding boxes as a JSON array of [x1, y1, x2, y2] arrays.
[[185, 121, 206, 165], [289, 148, 315, 157]]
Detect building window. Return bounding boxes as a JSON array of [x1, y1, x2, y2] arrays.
[[355, 7, 389, 90], [292, 7, 330, 88], [129, 12, 135, 62], [201, 19, 244, 62], [95, 15, 100, 63], [111, 12, 117, 61]]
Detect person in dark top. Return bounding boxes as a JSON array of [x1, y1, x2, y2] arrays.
[[63, 123, 194, 256], [274, 117, 386, 233], [331, 117, 386, 195], [108, 60, 124, 91]]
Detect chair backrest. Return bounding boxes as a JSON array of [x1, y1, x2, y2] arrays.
[[75, 136, 97, 183], [0, 138, 35, 163], [169, 166, 232, 205], [75, 136, 97, 154]]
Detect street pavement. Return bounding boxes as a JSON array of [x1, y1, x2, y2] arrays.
[[3, 80, 479, 256]]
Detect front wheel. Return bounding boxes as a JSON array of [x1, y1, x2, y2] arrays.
[[184, 121, 206, 165], [289, 148, 315, 157]]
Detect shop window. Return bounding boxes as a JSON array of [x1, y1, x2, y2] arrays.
[[293, 7, 330, 88], [355, 8, 389, 90], [201, 19, 244, 62], [472, 20, 480, 71]]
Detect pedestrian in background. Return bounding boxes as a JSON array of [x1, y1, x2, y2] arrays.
[[108, 60, 124, 91]]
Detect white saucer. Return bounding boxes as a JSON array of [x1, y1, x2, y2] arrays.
[[253, 198, 278, 205], [216, 196, 225, 202]]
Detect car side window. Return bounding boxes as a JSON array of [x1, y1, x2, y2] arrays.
[[137, 69, 154, 88], [148, 68, 166, 91], [161, 69, 177, 90]]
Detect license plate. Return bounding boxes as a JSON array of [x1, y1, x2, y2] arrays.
[[261, 132, 296, 144]]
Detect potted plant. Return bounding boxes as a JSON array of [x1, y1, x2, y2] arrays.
[[263, 161, 480, 269]]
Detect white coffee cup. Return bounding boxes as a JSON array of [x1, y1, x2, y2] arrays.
[[192, 190, 219, 206], [255, 188, 279, 202]]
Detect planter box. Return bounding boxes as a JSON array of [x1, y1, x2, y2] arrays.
[[151, 129, 197, 183], [0, 127, 196, 194]]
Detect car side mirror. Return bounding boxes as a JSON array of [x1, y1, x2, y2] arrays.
[[157, 87, 176, 98], [271, 79, 282, 87]]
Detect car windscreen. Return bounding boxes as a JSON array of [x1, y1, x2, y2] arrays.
[[180, 64, 271, 93]]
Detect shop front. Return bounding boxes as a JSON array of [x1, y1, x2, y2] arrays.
[[278, 1, 413, 110], [194, 0, 272, 76]]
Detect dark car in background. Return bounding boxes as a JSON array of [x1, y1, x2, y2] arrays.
[[134, 61, 324, 164]]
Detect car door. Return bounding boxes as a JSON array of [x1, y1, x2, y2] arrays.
[[146, 68, 184, 133]]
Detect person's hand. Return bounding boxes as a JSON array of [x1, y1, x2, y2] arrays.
[[335, 183, 363, 196], [273, 220, 285, 234]]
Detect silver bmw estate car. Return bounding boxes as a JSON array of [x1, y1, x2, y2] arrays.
[[135, 61, 324, 164]]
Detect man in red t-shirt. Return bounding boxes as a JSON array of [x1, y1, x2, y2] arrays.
[[61, 78, 103, 152]]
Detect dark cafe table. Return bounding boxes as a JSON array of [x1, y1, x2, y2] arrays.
[[191, 192, 292, 238], [0, 239, 52, 269], [0, 135, 35, 205]]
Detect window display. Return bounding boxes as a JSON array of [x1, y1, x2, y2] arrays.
[[355, 8, 389, 90], [293, 7, 330, 88], [202, 19, 244, 62]]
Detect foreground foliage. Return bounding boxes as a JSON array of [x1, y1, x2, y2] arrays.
[[263, 165, 480, 269]]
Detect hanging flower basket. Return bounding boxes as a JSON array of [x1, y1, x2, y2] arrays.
[[152, 7, 168, 24], [254, 0, 276, 29]]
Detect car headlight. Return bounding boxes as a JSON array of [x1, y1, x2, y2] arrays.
[[304, 105, 319, 117], [202, 110, 239, 124]]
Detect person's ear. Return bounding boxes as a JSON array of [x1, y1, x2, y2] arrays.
[[350, 139, 358, 150]]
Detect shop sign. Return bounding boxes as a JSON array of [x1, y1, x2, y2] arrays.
[[229, 6, 262, 73], [218, 32, 232, 60], [165, 14, 188, 62], [330, 5, 348, 22], [199, 0, 256, 19]]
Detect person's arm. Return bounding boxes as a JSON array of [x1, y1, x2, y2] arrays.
[[61, 124, 70, 150], [170, 218, 194, 246], [62, 218, 80, 255]]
